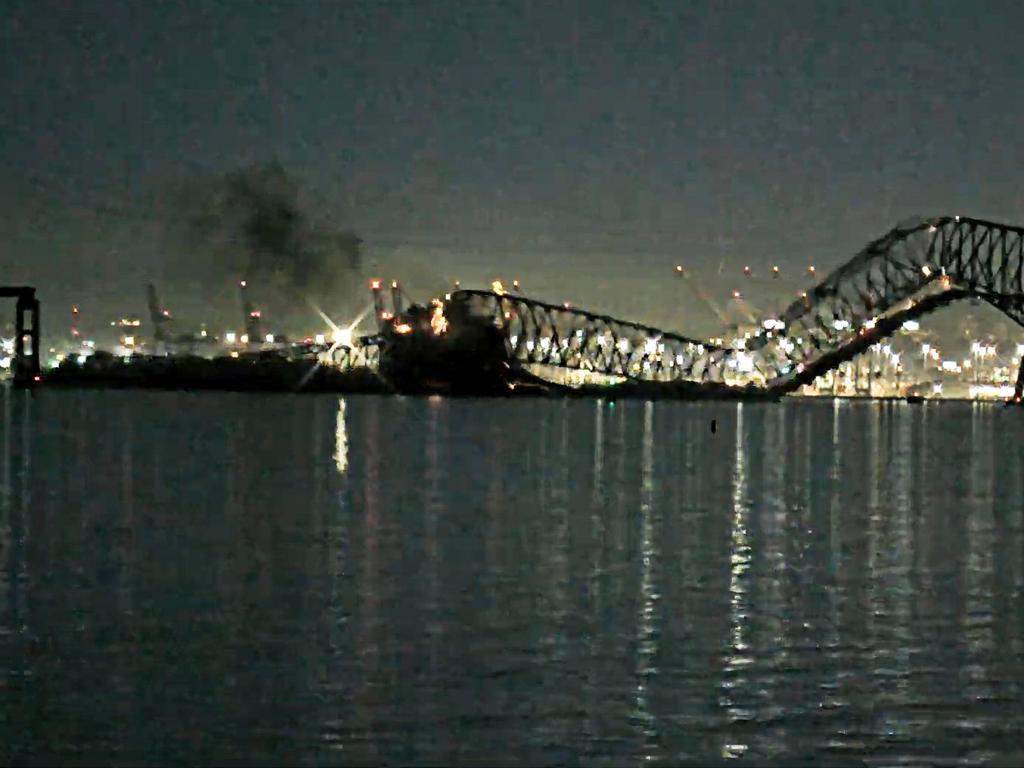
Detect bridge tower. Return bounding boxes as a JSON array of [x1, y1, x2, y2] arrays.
[[3, 287, 41, 386]]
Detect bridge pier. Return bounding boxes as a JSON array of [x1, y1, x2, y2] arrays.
[[5, 287, 41, 387]]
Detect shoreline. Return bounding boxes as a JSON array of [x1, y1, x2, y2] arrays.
[[12, 354, 1016, 405]]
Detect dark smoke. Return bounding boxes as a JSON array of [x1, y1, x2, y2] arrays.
[[170, 161, 363, 333]]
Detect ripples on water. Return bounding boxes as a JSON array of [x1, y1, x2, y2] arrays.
[[2, 390, 1024, 765]]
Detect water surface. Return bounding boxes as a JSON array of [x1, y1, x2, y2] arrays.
[[2, 390, 1024, 765]]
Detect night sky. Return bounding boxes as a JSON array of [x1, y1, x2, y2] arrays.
[[3, 0, 1024, 335]]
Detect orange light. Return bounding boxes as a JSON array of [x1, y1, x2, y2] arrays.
[[563, 302, 572, 309], [370, 279, 382, 290], [743, 266, 751, 276], [807, 266, 816, 275], [772, 265, 779, 274], [381, 311, 393, 321], [732, 289, 742, 299], [431, 305, 448, 335], [240, 280, 247, 288], [675, 264, 684, 274], [393, 322, 413, 335]]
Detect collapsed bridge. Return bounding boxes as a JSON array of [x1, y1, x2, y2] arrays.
[[355, 216, 1024, 400]]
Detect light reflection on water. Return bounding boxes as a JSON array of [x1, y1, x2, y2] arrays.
[[2, 389, 1024, 765]]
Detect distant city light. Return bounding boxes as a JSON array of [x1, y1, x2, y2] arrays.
[[314, 333, 326, 345], [264, 334, 275, 343], [239, 334, 249, 344], [970, 384, 1015, 399], [902, 320, 920, 331], [921, 265, 932, 277], [225, 332, 237, 344], [833, 319, 851, 331]]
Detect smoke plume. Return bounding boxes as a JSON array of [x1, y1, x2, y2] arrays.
[[169, 161, 363, 333]]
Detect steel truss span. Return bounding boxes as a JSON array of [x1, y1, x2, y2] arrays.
[[756, 216, 1024, 392], [324, 344, 380, 371], [447, 216, 1024, 394], [448, 290, 729, 383]]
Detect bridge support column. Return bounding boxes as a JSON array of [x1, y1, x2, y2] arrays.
[[13, 293, 41, 387]]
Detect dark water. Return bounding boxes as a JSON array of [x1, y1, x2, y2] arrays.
[[2, 390, 1024, 766]]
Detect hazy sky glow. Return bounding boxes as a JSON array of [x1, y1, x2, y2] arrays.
[[3, 0, 1024, 333]]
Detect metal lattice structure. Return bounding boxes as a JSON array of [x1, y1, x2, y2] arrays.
[[447, 290, 728, 382], [751, 216, 1024, 391], [318, 215, 1024, 397], [323, 343, 380, 371], [441, 216, 1024, 394]]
